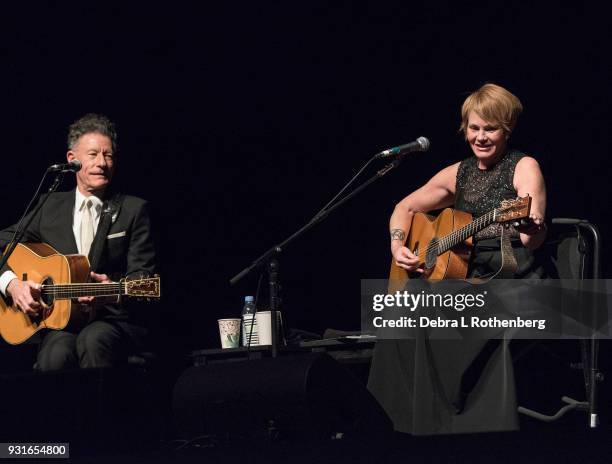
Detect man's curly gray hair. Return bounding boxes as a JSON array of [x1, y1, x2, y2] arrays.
[[67, 113, 118, 153]]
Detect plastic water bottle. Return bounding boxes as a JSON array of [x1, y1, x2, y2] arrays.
[[241, 296, 259, 347]]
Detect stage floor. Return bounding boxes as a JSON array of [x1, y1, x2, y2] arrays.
[[62, 420, 612, 463]]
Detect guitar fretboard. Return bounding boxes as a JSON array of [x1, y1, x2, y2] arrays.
[[41, 282, 125, 299], [424, 208, 498, 258]]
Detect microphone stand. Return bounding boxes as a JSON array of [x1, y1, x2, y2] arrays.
[[0, 170, 66, 277], [230, 155, 406, 358]]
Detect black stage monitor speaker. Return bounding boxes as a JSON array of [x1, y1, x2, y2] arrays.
[[172, 352, 392, 440]]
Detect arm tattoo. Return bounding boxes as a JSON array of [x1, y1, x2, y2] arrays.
[[390, 229, 406, 241]]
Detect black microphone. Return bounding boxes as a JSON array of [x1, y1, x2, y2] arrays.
[[376, 136, 430, 159], [47, 160, 82, 173]]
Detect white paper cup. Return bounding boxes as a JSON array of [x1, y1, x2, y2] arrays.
[[218, 318, 241, 349], [255, 311, 282, 346]]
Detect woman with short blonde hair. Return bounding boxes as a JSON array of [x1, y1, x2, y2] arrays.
[[459, 83, 523, 136], [368, 83, 547, 435]]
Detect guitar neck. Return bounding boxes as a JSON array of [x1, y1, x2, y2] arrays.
[[42, 282, 125, 299], [436, 208, 498, 254]]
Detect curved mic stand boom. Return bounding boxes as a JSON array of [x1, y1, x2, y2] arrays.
[[230, 155, 406, 358], [0, 170, 68, 277]]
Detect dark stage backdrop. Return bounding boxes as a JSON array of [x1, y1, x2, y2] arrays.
[[1, 2, 610, 354]]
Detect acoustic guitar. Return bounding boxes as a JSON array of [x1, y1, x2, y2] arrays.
[[0, 243, 160, 345], [389, 196, 531, 287]]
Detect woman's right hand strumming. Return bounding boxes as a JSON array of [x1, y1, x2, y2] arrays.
[[392, 244, 424, 273], [388, 162, 458, 275]]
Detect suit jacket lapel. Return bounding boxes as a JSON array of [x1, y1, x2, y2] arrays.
[[88, 193, 123, 272], [47, 191, 79, 254]]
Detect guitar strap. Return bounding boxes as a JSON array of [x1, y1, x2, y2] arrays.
[[468, 225, 518, 283], [88, 193, 124, 273], [494, 224, 519, 279]]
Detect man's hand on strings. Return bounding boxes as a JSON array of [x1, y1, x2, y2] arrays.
[[7, 279, 43, 316], [77, 271, 111, 306]]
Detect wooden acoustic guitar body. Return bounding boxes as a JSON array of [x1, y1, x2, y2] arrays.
[[389, 208, 473, 291], [0, 243, 89, 345]]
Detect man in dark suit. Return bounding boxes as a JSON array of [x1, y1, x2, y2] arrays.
[[0, 113, 156, 371]]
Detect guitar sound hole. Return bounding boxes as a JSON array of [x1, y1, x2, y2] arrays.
[[41, 277, 55, 307], [425, 238, 439, 269]]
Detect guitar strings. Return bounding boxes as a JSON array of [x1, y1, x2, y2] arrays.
[[42, 280, 156, 291], [422, 210, 493, 254], [421, 209, 496, 259], [43, 283, 123, 297], [42, 281, 158, 297], [419, 199, 524, 261]]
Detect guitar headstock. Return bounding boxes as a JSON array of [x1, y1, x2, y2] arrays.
[[495, 195, 531, 223], [124, 275, 161, 299]]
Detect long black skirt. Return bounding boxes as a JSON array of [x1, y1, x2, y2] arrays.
[[367, 240, 545, 434]]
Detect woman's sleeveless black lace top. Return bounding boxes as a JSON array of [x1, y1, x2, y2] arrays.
[[455, 149, 526, 240]]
